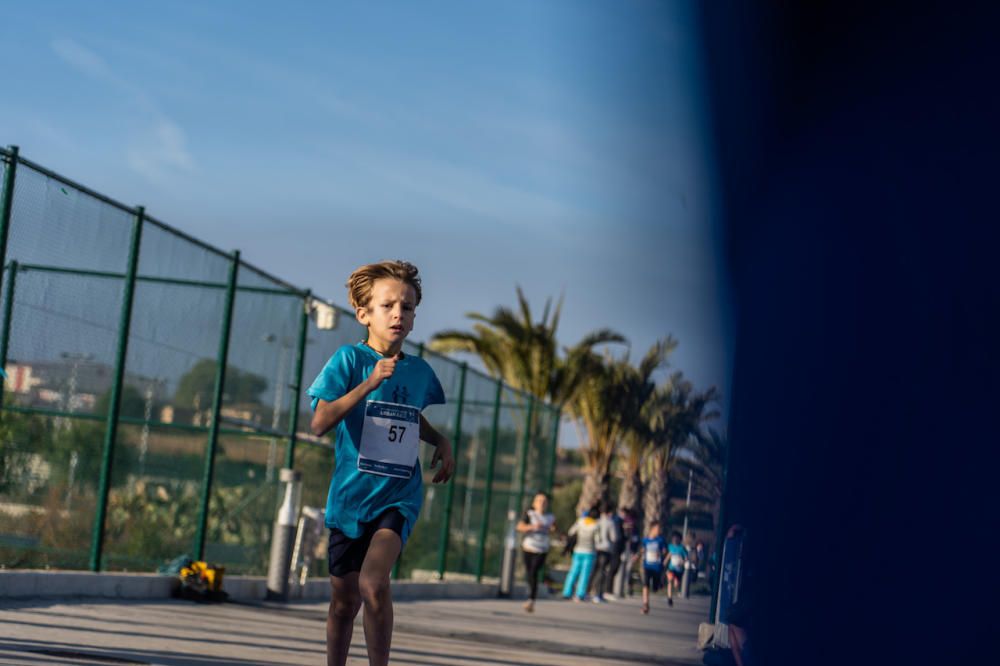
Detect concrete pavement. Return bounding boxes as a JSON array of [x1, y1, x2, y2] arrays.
[[0, 592, 708, 665]]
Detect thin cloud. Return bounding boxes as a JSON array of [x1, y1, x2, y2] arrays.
[[365, 150, 588, 226], [49, 37, 194, 183], [127, 119, 194, 185], [51, 38, 118, 84]]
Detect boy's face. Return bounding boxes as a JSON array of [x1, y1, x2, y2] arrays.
[[672, 535, 681, 544], [357, 278, 416, 350], [650, 525, 660, 538], [532, 493, 548, 513]]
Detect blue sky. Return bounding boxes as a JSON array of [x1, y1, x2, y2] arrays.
[[2, 0, 730, 441]]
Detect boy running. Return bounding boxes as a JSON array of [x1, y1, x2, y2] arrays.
[[308, 260, 454, 666], [637, 520, 667, 614], [665, 530, 689, 606]]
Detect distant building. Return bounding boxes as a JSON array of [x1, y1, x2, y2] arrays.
[[2, 359, 167, 413]]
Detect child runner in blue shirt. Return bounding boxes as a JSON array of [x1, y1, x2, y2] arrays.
[[665, 530, 689, 607], [308, 260, 454, 666], [638, 520, 668, 614]]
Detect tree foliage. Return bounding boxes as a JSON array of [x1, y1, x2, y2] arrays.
[[429, 287, 724, 536], [174, 360, 268, 408], [571, 338, 674, 511], [429, 286, 625, 405]]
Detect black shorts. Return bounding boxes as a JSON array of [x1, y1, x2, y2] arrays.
[[666, 568, 684, 581], [327, 508, 405, 577], [642, 567, 663, 592]]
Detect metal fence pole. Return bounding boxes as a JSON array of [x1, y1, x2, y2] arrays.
[[546, 407, 561, 494], [708, 437, 732, 622], [0, 261, 18, 408], [285, 289, 311, 469], [514, 395, 535, 517], [0, 146, 19, 302], [89, 206, 145, 572], [193, 250, 241, 561], [474, 378, 503, 582], [435, 361, 467, 579]]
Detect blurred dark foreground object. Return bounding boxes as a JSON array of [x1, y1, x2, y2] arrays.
[[697, 2, 999, 665]]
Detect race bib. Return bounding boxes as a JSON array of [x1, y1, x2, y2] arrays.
[[357, 400, 420, 479], [670, 554, 684, 568], [645, 544, 661, 564]]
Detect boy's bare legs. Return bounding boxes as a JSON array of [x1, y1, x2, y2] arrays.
[[359, 529, 402, 666], [327, 573, 361, 666], [641, 584, 650, 613]]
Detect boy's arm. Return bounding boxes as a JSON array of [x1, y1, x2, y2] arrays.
[[310, 381, 375, 437], [419, 414, 454, 483], [310, 356, 398, 437]]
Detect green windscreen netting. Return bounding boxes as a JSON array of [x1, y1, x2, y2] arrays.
[[0, 148, 561, 579]]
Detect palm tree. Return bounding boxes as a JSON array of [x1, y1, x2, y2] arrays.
[[641, 373, 719, 532], [675, 427, 727, 533], [617, 427, 648, 526], [571, 339, 673, 512], [429, 286, 625, 405], [429, 288, 626, 519], [685, 427, 727, 505], [617, 382, 671, 525]]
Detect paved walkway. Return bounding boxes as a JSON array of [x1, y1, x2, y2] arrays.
[[0, 592, 708, 665]]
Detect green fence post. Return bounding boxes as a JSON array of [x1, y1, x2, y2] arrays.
[[0, 261, 18, 408], [284, 289, 311, 469], [89, 206, 145, 572], [193, 250, 240, 561], [435, 361, 467, 579], [0, 146, 19, 301], [514, 395, 535, 518], [546, 407, 561, 494], [475, 378, 503, 582]]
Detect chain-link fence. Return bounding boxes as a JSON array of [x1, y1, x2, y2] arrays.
[[0, 145, 561, 582]]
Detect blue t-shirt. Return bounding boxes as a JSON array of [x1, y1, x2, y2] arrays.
[[307, 342, 445, 544], [642, 536, 668, 571], [667, 543, 689, 572]]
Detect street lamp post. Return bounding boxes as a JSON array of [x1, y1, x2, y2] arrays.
[[138, 377, 165, 478], [681, 468, 693, 598], [59, 351, 94, 508], [58, 352, 94, 429], [263, 334, 292, 483]]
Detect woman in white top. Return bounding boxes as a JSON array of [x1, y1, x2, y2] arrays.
[[516, 492, 556, 613]]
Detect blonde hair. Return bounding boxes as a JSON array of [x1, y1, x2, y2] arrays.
[[346, 260, 422, 309]]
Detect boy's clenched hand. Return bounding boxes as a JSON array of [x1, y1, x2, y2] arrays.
[[365, 353, 402, 391]]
